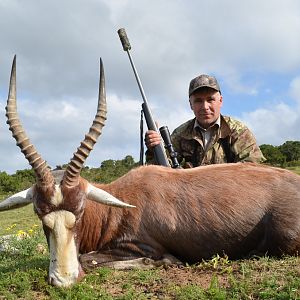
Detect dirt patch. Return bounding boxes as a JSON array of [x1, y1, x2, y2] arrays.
[[100, 265, 234, 298]]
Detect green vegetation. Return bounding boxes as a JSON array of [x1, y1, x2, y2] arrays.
[[260, 140, 300, 167], [0, 204, 39, 236], [0, 169, 35, 194], [81, 155, 139, 183], [0, 155, 138, 196], [0, 232, 300, 299]]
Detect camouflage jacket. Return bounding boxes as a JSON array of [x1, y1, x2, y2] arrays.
[[146, 115, 265, 167]]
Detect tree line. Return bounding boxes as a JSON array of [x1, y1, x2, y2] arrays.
[[0, 155, 138, 194], [0, 141, 299, 194], [260, 141, 300, 167]]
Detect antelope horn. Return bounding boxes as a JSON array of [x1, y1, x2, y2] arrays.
[[0, 187, 34, 211], [86, 183, 135, 208], [5, 56, 54, 186], [63, 58, 107, 188]]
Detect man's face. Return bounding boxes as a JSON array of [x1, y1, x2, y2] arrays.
[[189, 88, 223, 129]]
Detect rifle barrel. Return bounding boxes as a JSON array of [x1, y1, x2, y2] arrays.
[[117, 28, 169, 167]]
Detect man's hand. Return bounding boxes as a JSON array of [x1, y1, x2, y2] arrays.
[[145, 130, 162, 149]]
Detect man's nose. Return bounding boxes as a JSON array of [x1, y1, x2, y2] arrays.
[[201, 101, 209, 109]]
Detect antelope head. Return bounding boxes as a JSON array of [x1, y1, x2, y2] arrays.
[[0, 56, 134, 287]]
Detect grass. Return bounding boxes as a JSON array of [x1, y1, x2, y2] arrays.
[[0, 202, 39, 236], [0, 233, 300, 300]]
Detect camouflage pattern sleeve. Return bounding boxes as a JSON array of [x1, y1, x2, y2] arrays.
[[227, 117, 266, 163], [170, 128, 184, 165]]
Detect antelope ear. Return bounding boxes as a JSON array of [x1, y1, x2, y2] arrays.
[[86, 183, 135, 208], [0, 187, 34, 211]]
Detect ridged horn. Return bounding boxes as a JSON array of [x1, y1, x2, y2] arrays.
[[63, 58, 107, 188], [5, 56, 54, 186]]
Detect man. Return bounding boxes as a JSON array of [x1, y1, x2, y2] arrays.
[[145, 74, 265, 167]]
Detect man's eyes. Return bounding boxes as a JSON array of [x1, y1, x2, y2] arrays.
[[193, 98, 216, 103]]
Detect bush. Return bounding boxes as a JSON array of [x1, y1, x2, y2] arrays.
[[0, 171, 19, 193]]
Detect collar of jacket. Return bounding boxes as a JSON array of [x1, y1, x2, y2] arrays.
[[185, 114, 231, 140]]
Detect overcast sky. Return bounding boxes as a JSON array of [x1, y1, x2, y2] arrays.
[[1, 0, 300, 174]]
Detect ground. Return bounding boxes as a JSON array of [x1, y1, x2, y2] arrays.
[[97, 263, 234, 298]]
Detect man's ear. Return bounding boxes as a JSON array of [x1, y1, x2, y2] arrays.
[[189, 99, 193, 110]]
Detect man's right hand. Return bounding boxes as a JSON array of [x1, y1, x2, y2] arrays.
[[144, 130, 162, 149]]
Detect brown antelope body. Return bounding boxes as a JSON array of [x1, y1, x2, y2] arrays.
[[1, 57, 300, 287]]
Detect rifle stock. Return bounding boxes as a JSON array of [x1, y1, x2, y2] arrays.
[[141, 103, 170, 166]]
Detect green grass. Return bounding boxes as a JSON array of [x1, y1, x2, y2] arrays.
[[1, 229, 300, 299], [0, 241, 300, 300], [0, 202, 40, 236]]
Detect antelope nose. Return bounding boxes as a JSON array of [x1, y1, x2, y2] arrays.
[[48, 275, 63, 287]]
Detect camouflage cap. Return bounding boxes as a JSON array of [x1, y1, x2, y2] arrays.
[[189, 74, 221, 96]]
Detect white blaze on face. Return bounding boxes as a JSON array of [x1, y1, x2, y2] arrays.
[[42, 210, 79, 287], [50, 185, 64, 207]]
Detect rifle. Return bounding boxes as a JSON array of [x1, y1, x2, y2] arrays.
[[117, 28, 171, 167]]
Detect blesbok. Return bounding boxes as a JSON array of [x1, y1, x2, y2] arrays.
[[1, 57, 300, 288]]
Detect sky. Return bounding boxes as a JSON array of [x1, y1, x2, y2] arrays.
[[0, 0, 300, 174]]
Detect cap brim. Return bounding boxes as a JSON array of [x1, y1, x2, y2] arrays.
[[189, 86, 220, 96]]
